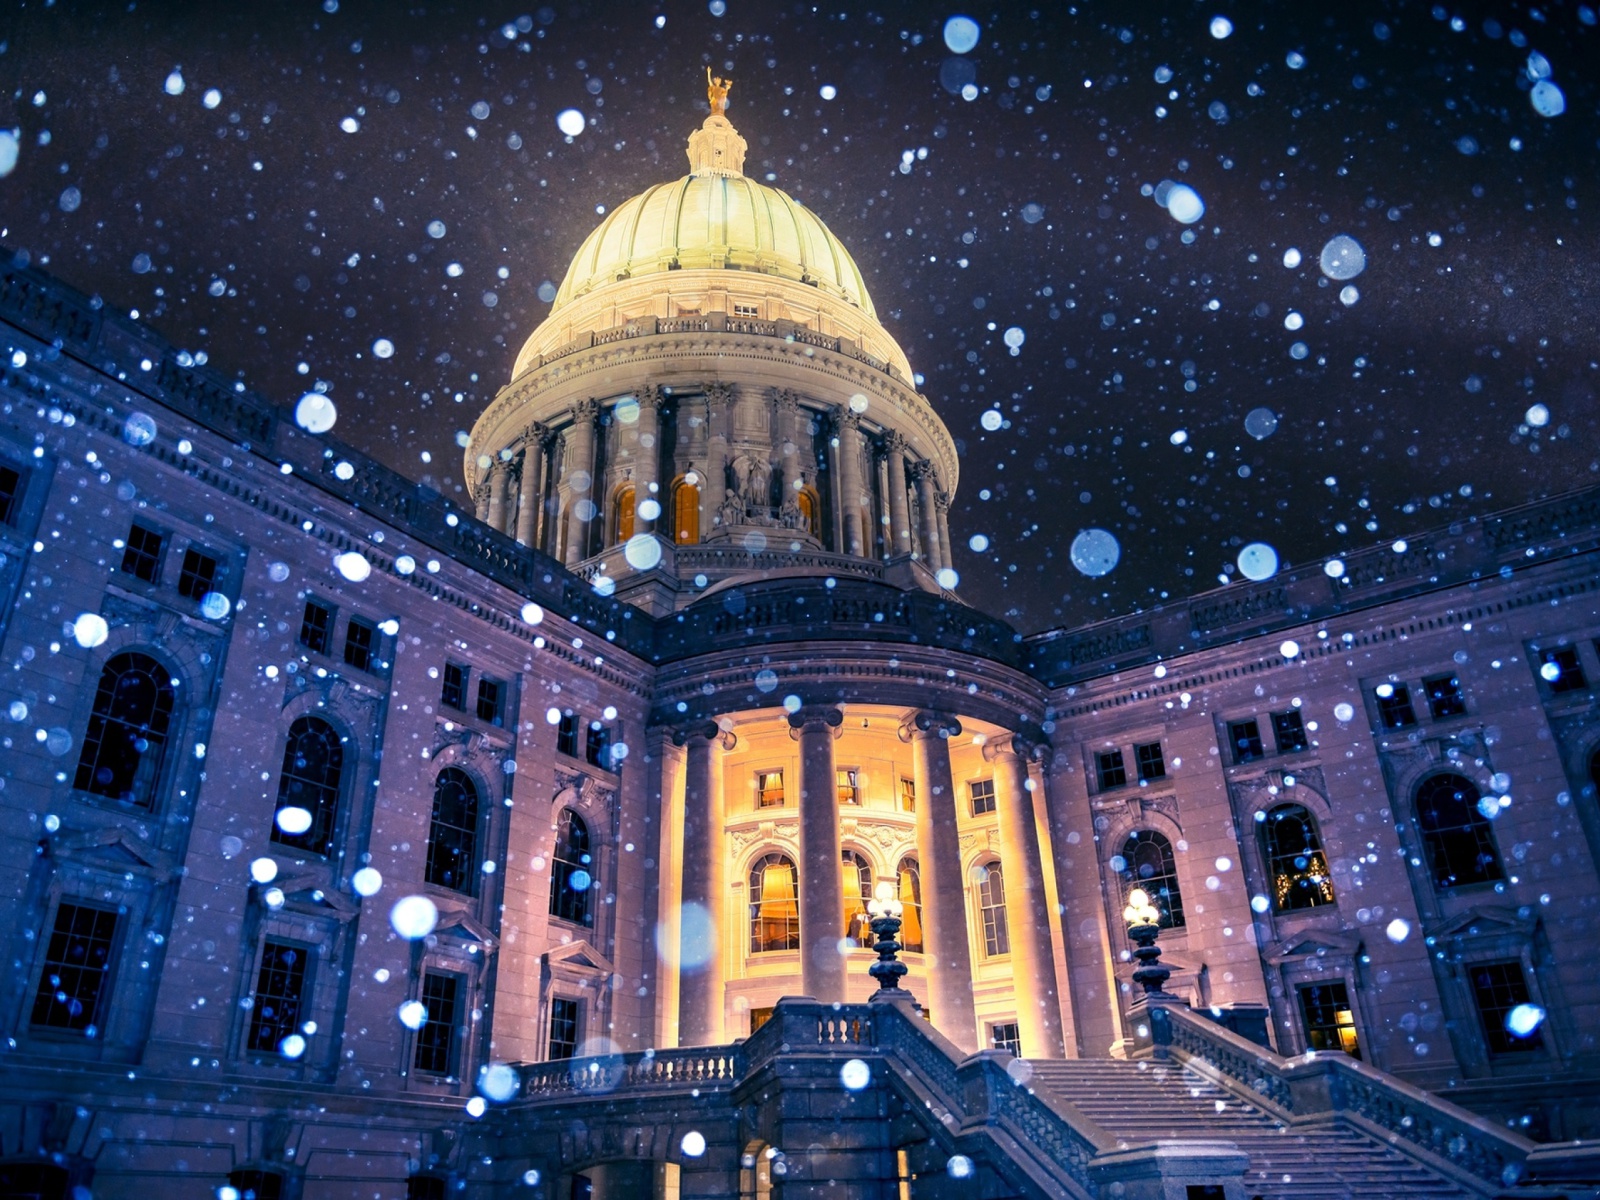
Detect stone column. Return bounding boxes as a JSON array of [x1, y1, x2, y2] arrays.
[[985, 733, 1066, 1058], [700, 383, 733, 537], [635, 387, 662, 536], [474, 471, 491, 522], [676, 722, 733, 1046], [775, 390, 803, 523], [936, 489, 954, 575], [900, 710, 977, 1053], [911, 462, 942, 571], [563, 399, 599, 567], [486, 459, 511, 532], [884, 431, 911, 557], [515, 425, 546, 548], [789, 705, 845, 1003], [836, 409, 866, 557]]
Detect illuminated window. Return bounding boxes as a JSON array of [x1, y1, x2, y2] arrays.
[[613, 484, 635, 544], [837, 767, 860, 805], [749, 853, 800, 953], [1119, 831, 1185, 929], [897, 776, 916, 813], [1414, 773, 1502, 889], [673, 477, 700, 544], [1262, 804, 1336, 911], [757, 769, 785, 808], [897, 857, 923, 953], [797, 486, 819, 535], [1298, 981, 1360, 1058], [976, 860, 1009, 957], [843, 850, 872, 946]]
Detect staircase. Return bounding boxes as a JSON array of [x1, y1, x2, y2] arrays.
[[1026, 1057, 1480, 1199]]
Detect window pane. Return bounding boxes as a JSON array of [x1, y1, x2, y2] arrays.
[[343, 617, 376, 671], [549, 809, 593, 925], [969, 778, 996, 815], [757, 770, 785, 808], [549, 997, 581, 1061], [413, 973, 460, 1075], [989, 1022, 1022, 1056], [476, 678, 504, 725], [1119, 831, 1185, 929], [1134, 742, 1165, 781], [0, 463, 21, 525], [299, 601, 333, 655], [1414, 773, 1502, 889], [978, 861, 1009, 957], [897, 777, 916, 812], [1229, 720, 1264, 763], [441, 662, 467, 710], [1298, 981, 1360, 1058], [749, 854, 800, 953], [121, 522, 163, 582], [1271, 709, 1308, 753], [1096, 750, 1126, 789], [1376, 684, 1417, 728], [425, 768, 480, 893], [1263, 805, 1336, 911], [897, 858, 923, 953], [30, 903, 118, 1031], [1424, 673, 1467, 719], [842, 851, 872, 946], [74, 652, 177, 807], [1539, 647, 1587, 694], [270, 716, 344, 856], [247, 941, 309, 1053], [1471, 961, 1542, 1055], [177, 547, 219, 600]]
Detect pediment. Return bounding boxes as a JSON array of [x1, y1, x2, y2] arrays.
[[433, 906, 498, 950], [51, 827, 172, 874], [1264, 927, 1362, 966], [545, 939, 614, 976], [1430, 905, 1536, 942]]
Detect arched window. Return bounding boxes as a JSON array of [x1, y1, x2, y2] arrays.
[[425, 768, 480, 893], [976, 859, 1010, 957], [1262, 804, 1336, 911], [749, 853, 799, 953], [1415, 773, 1502, 889], [1119, 831, 1185, 929], [613, 484, 635, 545], [549, 809, 593, 926], [271, 716, 344, 855], [897, 857, 923, 953], [673, 477, 700, 544], [797, 486, 819, 535], [74, 651, 176, 808], [842, 850, 872, 946]]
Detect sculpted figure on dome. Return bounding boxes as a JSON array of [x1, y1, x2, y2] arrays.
[[740, 455, 771, 509], [717, 487, 745, 530], [779, 496, 806, 531], [706, 68, 733, 115]]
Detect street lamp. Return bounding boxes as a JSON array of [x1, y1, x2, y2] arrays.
[[866, 881, 913, 1000], [1123, 887, 1173, 997]]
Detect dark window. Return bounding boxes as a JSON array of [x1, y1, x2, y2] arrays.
[[1096, 749, 1127, 789], [29, 902, 118, 1032], [1229, 719, 1265, 763], [897, 776, 916, 813], [1119, 831, 1186, 929], [228, 1170, 285, 1200], [756, 769, 785, 808], [475, 677, 504, 726], [246, 941, 308, 1054], [120, 522, 163, 582], [425, 768, 480, 893], [1424, 673, 1468, 719], [270, 716, 344, 856], [1134, 741, 1166, 781], [299, 600, 334, 655], [584, 722, 610, 768], [990, 1021, 1023, 1056], [176, 546, 219, 601], [1471, 961, 1543, 1055], [74, 652, 177, 807], [343, 616, 376, 671], [549, 808, 593, 926], [969, 777, 997, 815], [1271, 709, 1309, 753], [837, 768, 860, 805], [1375, 683, 1417, 729], [407, 1177, 448, 1200], [413, 973, 460, 1075], [441, 662, 467, 710], [749, 853, 800, 953], [1539, 646, 1587, 694], [1262, 804, 1336, 911], [843, 850, 873, 946], [548, 997, 580, 1061], [977, 860, 1010, 957], [0, 1163, 69, 1199], [897, 857, 923, 954], [556, 712, 579, 756], [1414, 773, 1502, 889], [0, 463, 21, 525], [1298, 981, 1360, 1058]]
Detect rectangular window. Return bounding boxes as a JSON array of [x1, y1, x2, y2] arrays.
[[969, 778, 997, 816], [299, 600, 334, 655], [750, 1006, 774, 1035], [837, 768, 860, 805], [407, 1178, 447, 1200], [989, 1021, 1022, 1057], [121, 522, 164, 583], [1539, 646, 1587, 694], [476, 677, 504, 726], [1423, 673, 1467, 719], [246, 941, 309, 1053], [1471, 961, 1543, 1055], [1229, 719, 1265, 763], [228, 1171, 285, 1200], [176, 546, 219, 601], [757, 769, 785, 808], [733, 303, 760, 318], [343, 616, 376, 671], [1271, 709, 1309, 754], [413, 973, 461, 1076], [548, 997, 580, 1061], [1375, 683, 1418, 728], [30, 902, 118, 1032], [898, 777, 916, 813], [556, 712, 579, 757], [1096, 749, 1127, 790], [1297, 981, 1360, 1058], [1134, 741, 1166, 781], [585, 723, 610, 769], [441, 662, 468, 710], [0, 463, 21, 525]]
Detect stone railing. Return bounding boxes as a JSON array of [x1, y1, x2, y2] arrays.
[[1159, 1004, 1536, 1193], [516, 1045, 740, 1098]]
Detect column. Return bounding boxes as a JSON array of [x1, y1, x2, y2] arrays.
[[486, 459, 511, 532], [474, 469, 491, 522], [837, 409, 865, 556], [635, 386, 662, 536], [912, 462, 942, 572], [514, 426, 546, 548], [900, 710, 977, 1053], [874, 442, 891, 559], [775, 390, 803, 520], [885, 431, 911, 557], [985, 733, 1066, 1058], [700, 384, 732, 537], [676, 722, 732, 1046], [789, 705, 845, 1003], [936, 489, 954, 574], [562, 399, 598, 568]]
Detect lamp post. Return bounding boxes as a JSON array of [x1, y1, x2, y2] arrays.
[[1123, 887, 1172, 997], [866, 881, 914, 1002]]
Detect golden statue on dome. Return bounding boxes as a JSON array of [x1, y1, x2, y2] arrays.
[[706, 67, 733, 114]]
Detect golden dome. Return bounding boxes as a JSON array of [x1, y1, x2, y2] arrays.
[[550, 115, 878, 319]]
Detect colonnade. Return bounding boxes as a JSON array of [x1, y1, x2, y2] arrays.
[[671, 706, 1064, 1059]]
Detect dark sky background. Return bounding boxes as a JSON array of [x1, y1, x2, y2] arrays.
[[2, 0, 1597, 634]]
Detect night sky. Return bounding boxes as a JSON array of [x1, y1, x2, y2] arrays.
[[3, 0, 1597, 634]]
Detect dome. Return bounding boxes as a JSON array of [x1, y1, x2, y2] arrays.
[[550, 116, 878, 319]]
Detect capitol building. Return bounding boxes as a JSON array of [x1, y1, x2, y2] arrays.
[[0, 91, 1598, 1200]]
